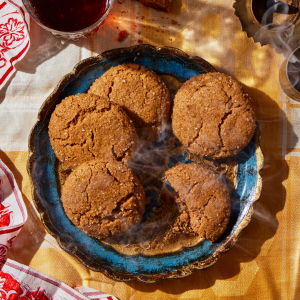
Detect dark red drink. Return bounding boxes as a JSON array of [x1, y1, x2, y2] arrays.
[[32, 0, 109, 32]]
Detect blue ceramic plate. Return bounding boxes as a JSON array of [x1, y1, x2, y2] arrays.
[[27, 44, 263, 283]]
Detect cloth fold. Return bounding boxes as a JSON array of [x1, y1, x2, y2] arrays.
[[0, 158, 27, 264], [1, 259, 118, 300]]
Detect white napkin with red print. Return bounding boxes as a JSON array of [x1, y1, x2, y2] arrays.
[[0, 0, 29, 88], [1, 259, 118, 300], [0, 159, 117, 300], [0, 158, 27, 264]]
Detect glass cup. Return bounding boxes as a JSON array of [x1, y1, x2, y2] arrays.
[[234, 0, 300, 50], [251, 0, 300, 30], [279, 45, 300, 101], [22, 0, 115, 40]]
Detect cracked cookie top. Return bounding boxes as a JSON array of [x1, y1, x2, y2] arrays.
[[88, 64, 171, 143], [49, 93, 138, 169], [172, 72, 256, 159], [165, 163, 231, 242], [61, 159, 146, 240]]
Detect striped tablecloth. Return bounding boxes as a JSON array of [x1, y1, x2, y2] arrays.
[[0, 0, 298, 299]]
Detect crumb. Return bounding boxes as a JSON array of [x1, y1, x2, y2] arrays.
[[118, 30, 129, 42], [171, 20, 177, 25], [138, 39, 143, 44], [180, 212, 189, 223]]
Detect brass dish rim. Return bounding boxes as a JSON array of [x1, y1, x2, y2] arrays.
[[234, 0, 300, 49], [279, 44, 300, 101], [250, 0, 300, 31]]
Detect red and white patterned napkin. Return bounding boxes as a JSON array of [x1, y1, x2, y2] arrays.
[[0, 158, 27, 263], [1, 259, 91, 300], [0, 259, 118, 300], [0, 0, 29, 88]]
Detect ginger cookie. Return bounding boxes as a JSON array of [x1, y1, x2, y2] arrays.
[[172, 72, 256, 159], [49, 93, 138, 170], [61, 159, 146, 240], [165, 163, 231, 242], [88, 64, 170, 143]]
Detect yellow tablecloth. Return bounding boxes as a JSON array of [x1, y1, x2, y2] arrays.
[[1, 0, 298, 299]]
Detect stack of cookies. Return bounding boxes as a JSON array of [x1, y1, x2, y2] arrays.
[[49, 64, 171, 240], [48, 64, 256, 245]]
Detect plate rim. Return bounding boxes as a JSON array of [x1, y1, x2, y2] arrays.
[[27, 44, 263, 283]]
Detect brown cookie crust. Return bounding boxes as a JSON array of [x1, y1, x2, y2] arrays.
[[61, 159, 146, 240], [88, 64, 171, 142], [165, 163, 231, 242], [49, 93, 138, 169], [138, 0, 171, 12], [172, 72, 256, 159]]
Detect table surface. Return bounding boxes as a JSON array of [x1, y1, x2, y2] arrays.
[[2, 0, 299, 299]]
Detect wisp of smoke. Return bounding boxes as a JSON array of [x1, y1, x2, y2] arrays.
[[253, 0, 299, 54]]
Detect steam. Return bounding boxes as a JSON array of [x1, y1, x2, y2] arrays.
[[262, 0, 290, 26], [250, 0, 300, 97], [252, 0, 299, 54], [25, 37, 68, 67], [234, 202, 278, 256], [286, 48, 300, 90]]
